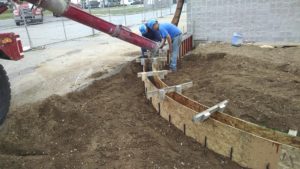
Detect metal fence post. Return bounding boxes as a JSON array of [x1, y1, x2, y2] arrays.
[[141, 4, 145, 22], [169, 0, 172, 14], [108, 4, 111, 22], [152, 2, 155, 18], [87, 0, 95, 35], [160, 0, 163, 18], [155, 0, 158, 17], [20, 8, 33, 48], [61, 17, 67, 40], [123, 1, 127, 26]]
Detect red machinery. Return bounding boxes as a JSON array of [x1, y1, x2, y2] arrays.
[[0, 33, 24, 61], [0, 1, 24, 125], [0, 3, 24, 61], [0, 0, 160, 125]]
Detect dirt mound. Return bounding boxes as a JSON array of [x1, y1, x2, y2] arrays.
[[166, 44, 300, 132], [0, 62, 243, 169]]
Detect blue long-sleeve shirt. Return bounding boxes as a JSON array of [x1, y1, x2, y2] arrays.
[[158, 23, 182, 40], [141, 28, 162, 57]]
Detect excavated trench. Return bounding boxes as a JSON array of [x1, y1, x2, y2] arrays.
[[0, 43, 299, 168], [0, 61, 244, 168], [144, 43, 300, 168], [159, 51, 300, 148], [165, 45, 300, 134]]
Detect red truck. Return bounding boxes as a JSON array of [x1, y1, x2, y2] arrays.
[[0, 33, 23, 125], [0, 2, 24, 125]]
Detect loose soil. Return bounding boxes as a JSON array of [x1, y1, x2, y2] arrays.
[[165, 43, 300, 133], [0, 62, 243, 168]]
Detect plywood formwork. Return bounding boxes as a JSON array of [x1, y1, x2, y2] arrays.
[[141, 34, 300, 169]]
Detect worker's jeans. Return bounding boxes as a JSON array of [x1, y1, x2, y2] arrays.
[[170, 34, 182, 71]]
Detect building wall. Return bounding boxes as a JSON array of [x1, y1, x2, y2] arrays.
[[187, 0, 300, 43]]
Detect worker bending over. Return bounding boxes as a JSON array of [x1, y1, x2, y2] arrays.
[[139, 23, 162, 58], [147, 19, 182, 71]]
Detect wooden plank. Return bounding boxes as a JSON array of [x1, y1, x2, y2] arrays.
[[152, 76, 300, 149], [279, 144, 300, 168], [146, 77, 281, 169], [151, 77, 300, 169], [141, 35, 300, 168]]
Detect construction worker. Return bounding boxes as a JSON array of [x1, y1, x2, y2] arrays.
[[139, 23, 162, 58], [147, 19, 182, 71]]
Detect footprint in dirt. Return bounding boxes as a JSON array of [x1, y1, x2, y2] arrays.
[[185, 52, 226, 62], [277, 63, 300, 75], [205, 52, 227, 61]]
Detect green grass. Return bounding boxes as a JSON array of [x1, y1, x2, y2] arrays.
[[0, 9, 13, 20], [41, 5, 144, 17], [43, 6, 145, 17], [1, 6, 147, 20], [89, 6, 144, 16], [43, 10, 53, 16]]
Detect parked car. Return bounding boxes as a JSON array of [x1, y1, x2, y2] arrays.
[[54, 3, 82, 16], [83, 0, 100, 9], [104, 0, 120, 7], [120, 0, 134, 6], [131, 0, 143, 5], [13, 2, 43, 26]]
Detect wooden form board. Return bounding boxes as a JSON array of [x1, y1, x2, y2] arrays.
[[167, 91, 300, 148], [141, 44, 300, 168], [144, 77, 300, 169]]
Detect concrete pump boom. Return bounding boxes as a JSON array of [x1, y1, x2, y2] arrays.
[[21, 0, 159, 51]]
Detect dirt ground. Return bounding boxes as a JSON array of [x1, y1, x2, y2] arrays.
[[165, 43, 300, 133], [0, 62, 244, 168]]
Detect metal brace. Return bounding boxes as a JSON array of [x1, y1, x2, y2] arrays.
[[146, 82, 193, 102], [136, 57, 167, 66], [111, 25, 122, 37], [137, 70, 170, 81], [136, 57, 146, 66], [152, 57, 168, 65], [192, 100, 229, 122]]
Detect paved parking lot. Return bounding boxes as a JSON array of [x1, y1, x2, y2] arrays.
[[1, 12, 187, 109]]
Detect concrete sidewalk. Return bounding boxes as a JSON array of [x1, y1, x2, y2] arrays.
[[1, 13, 187, 109]]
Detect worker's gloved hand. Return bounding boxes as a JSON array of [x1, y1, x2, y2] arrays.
[[156, 42, 162, 50], [150, 42, 160, 57], [156, 42, 161, 49], [160, 44, 170, 52], [158, 42, 165, 49]]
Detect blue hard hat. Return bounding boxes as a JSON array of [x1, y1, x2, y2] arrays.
[[147, 18, 158, 30], [139, 24, 147, 35]]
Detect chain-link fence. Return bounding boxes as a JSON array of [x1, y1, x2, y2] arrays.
[[0, 0, 186, 49]]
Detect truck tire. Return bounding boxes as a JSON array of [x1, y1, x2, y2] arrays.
[[0, 64, 11, 125]]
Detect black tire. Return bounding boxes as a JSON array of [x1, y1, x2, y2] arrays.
[[53, 13, 60, 17], [0, 64, 11, 125]]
